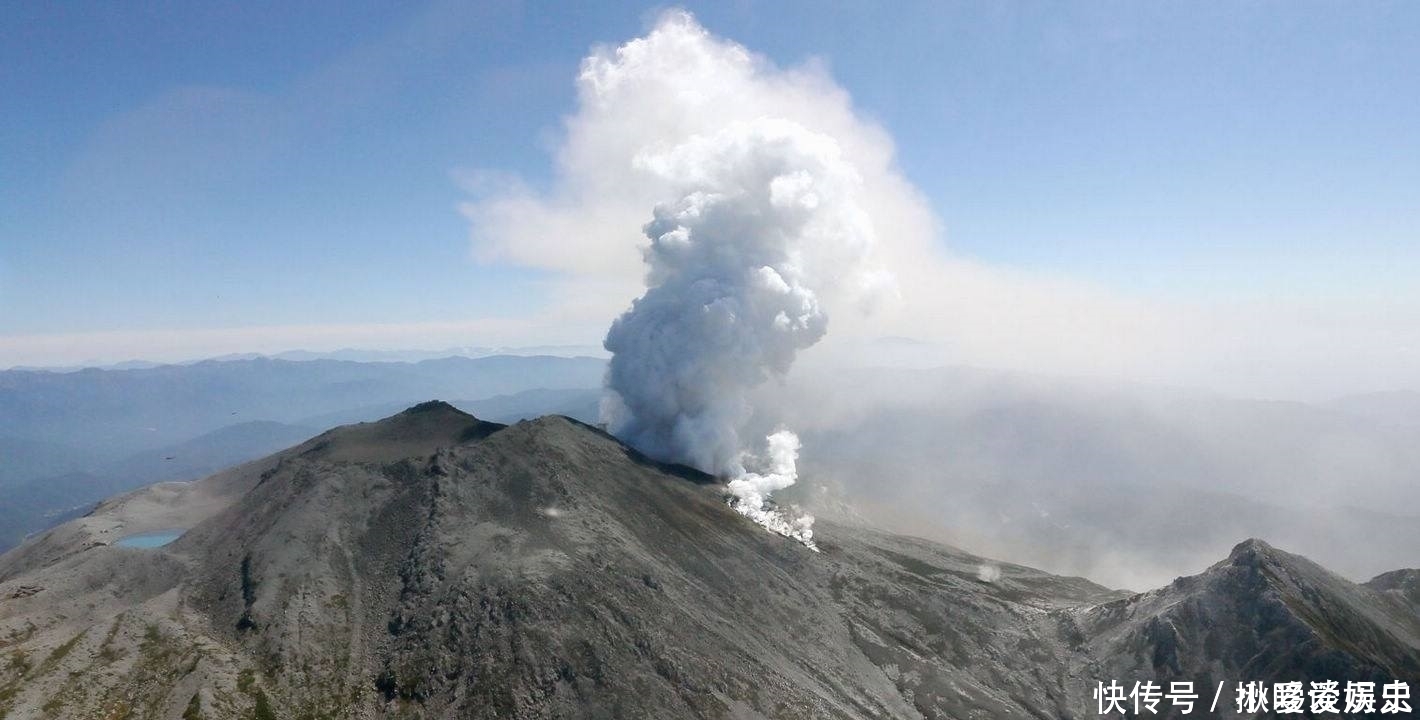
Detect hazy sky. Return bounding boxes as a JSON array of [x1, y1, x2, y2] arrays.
[[3, 2, 1418, 393]]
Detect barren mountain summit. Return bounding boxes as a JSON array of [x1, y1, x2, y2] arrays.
[[0, 404, 1415, 719]]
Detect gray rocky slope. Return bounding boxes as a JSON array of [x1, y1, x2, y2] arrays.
[[0, 402, 1415, 719]]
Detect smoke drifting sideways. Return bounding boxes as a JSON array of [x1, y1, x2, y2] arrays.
[[602, 119, 884, 548]]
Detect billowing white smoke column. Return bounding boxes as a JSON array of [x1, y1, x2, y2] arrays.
[[724, 430, 816, 544], [603, 119, 880, 547]]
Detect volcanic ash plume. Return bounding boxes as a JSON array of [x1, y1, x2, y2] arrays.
[[603, 118, 882, 547]]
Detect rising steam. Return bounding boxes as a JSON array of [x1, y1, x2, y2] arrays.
[[602, 118, 882, 547], [465, 9, 892, 545]]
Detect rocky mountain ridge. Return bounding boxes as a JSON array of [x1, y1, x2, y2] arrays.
[[0, 402, 1415, 718]]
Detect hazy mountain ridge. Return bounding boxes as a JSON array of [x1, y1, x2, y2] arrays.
[[0, 356, 608, 554], [0, 421, 319, 553], [0, 354, 606, 457], [0, 437, 104, 492], [3, 347, 609, 374], [5, 359, 1416, 588], [1368, 569, 1420, 612], [0, 404, 1414, 718], [784, 367, 1420, 587], [1330, 390, 1420, 437]]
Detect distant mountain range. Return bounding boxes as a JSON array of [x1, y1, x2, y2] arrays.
[[5, 345, 608, 373], [786, 368, 1420, 588], [0, 355, 607, 553], [0, 403, 1414, 718], [0, 420, 318, 549], [0, 354, 605, 454], [2, 356, 1415, 588]]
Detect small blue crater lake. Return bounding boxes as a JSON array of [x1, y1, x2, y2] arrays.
[[114, 529, 185, 548]]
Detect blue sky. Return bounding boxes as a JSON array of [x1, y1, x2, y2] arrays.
[[3, 1, 1417, 369]]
